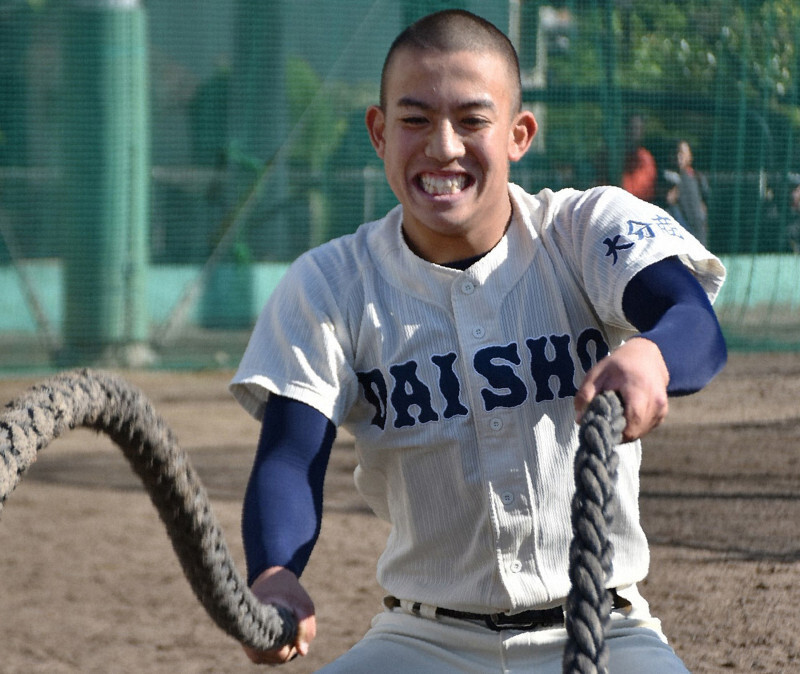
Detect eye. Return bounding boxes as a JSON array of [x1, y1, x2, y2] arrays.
[[461, 116, 490, 130], [400, 115, 428, 126]]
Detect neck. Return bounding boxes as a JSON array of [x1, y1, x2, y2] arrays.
[[402, 199, 514, 265]]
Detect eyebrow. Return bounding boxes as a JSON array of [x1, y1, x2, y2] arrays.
[[396, 96, 497, 112]]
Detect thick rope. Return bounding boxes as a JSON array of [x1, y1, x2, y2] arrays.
[[563, 390, 626, 674], [0, 368, 296, 652], [0, 369, 624, 665]]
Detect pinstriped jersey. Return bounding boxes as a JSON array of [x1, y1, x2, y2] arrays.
[[230, 183, 725, 613]]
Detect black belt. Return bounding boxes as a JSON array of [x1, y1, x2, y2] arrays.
[[384, 589, 631, 632]]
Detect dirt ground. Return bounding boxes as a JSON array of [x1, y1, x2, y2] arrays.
[[0, 351, 799, 673]]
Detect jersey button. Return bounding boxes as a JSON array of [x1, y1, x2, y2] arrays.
[[501, 491, 515, 506], [461, 280, 475, 295], [490, 417, 503, 431], [472, 326, 485, 339], [509, 560, 523, 573]]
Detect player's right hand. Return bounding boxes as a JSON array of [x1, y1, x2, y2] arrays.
[[242, 566, 317, 665]]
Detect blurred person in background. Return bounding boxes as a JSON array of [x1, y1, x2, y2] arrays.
[[663, 140, 710, 246], [622, 114, 658, 202]]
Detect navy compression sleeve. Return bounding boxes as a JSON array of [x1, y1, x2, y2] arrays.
[[242, 394, 335, 586], [622, 256, 727, 396]]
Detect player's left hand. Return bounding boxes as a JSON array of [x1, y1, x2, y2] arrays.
[[575, 337, 669, 442]]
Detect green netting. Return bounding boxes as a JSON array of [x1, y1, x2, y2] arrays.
[[0, 0, 798, 374]]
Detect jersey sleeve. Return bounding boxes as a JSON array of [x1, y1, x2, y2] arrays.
[[546, 186, 726, 330], [229, 249, 360, 426]]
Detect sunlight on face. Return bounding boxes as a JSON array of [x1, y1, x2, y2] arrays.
[[366, 48, 537, 264]]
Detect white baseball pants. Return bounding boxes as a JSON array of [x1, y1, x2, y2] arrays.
[[317, 586, 690, 674]]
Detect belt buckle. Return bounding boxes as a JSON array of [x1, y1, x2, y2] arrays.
[[485, 613, 510, 632], [484, 609, 563, 632], [483, 612, 536, 632]]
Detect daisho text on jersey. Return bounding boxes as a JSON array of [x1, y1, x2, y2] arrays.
[[357, 327, 610, 430]]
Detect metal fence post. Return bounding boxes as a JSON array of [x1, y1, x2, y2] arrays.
[[60, 0, 151, 365]]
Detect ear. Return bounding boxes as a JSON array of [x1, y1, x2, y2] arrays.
[[508, 109, 538, 162], [365, 105, 387, 159]]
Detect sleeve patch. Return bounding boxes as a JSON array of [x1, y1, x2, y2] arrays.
[[602, 214, 686, 264]]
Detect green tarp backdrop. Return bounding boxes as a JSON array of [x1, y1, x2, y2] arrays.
[[0, 0, 798, 373]]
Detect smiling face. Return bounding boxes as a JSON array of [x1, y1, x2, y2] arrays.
[[365, 47, 537, 264]]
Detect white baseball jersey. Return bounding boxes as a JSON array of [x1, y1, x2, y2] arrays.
[[230, 183, 725, 614]]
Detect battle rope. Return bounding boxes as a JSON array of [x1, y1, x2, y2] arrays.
[[0, 369, 624, 668], [0, 368, 296, 652], [563, 390, 626, 674]]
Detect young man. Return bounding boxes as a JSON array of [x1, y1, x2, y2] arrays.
[[230, 10, 726, 672]]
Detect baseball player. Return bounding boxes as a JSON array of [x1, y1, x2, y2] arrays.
[[230, 10, 727, 672]]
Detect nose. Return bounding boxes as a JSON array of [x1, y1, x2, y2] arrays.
[[425, 120, 465, 162]]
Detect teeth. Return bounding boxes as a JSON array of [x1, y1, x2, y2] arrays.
[[420, 174, 468, 195]]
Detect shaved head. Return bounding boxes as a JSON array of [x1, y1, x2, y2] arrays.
[[380, 10, 522, 112]]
